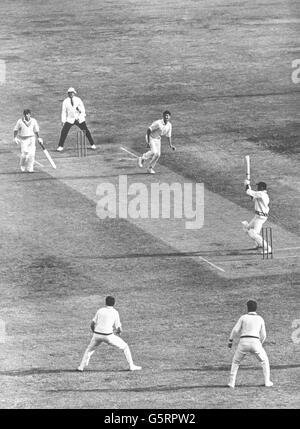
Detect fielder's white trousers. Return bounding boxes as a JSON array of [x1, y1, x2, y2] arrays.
[[18, 136, 36, 172], [244, 214, 268, 248], [142, 137, 161, 168], [79, 333, 135, 370], [229, 338, 271, 386]]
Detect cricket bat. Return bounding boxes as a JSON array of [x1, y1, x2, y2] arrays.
[[38, 140, 56, 169], [245, 155, 250, 181]]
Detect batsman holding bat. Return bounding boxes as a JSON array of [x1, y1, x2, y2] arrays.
[[137, 110, 175, 174], [13, 109, 43, 173], [241, 155, 272, 254]]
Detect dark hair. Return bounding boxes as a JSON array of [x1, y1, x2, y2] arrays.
[[163, 110, 171, 116], [257, 182, 267, 190], [23, 109, 31, 115], [247, 300, 257, 312], [106, 296, 115, 306]]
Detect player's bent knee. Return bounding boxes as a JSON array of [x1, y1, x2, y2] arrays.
[[121, 343, 130, 352]]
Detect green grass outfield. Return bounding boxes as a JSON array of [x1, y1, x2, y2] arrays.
[[0, 0, 299, 409]]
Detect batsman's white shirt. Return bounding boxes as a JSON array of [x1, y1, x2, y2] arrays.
[[229, 312, 267, 342], [14, 118, 39, 137], [246, 187, 270, 216], [92, 306, 122, 334], [61, 96, 86, 124], [149, 119, 172, 140]]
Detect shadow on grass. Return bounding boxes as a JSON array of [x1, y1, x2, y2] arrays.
[[44, 384, 229, 393], [171, 364, 300, 372], [72, 248, 259, 260], [44, 384, 269, 393], [12, 171, 150, 182], [0, 368, 127, 376], [1, 363, 299, 377]]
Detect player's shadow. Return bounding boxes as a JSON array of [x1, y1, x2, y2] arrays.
[[75, 248, 258, 261], [0, 368, 127, 376], [44, 383, 269, 393], [1, 363, 299, 378]]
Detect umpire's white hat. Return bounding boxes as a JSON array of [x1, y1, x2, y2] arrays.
[[67, 87, 77, 94]]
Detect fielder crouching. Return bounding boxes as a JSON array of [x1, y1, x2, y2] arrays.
[[77, 296, 141, 372], [227, 300, 273, 388]]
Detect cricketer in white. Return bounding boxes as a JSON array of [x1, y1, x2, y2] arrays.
[[227, 300, 273, 388], [13, 109, 43, 173], [138, 110, 175, 174], [241, 180, 271, 253], [77, 296, 141, 372]]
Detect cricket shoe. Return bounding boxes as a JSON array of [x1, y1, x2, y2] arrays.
[[265, 381, 274, 387], [56, 146, 64, 152], [90, 145, 97, 150], [260, 247, 272, 254], [77, 367, 84, 372], [137, 157, 144, 168], [227, 383, 235, 389], [148, 167, 155, 174], [130, 365, 142, 371], [20, 166, 26, 172]]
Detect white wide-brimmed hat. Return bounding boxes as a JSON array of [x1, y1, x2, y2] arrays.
[[67, 87, 77, 94]]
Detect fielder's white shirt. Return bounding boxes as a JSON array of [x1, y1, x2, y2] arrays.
[[14, 118, 39, 137], [149, 119, 172, 140], [61, 96, 86, 124], [229, 312, 267, 342], [246, 187, 270, 216], [92, 306, 122, 334]]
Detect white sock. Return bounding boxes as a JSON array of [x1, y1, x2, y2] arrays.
[[229, 363, 239, 385]]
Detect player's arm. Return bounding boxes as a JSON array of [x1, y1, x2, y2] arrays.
[[168, 136, 176, 151], [33, 120, 42, 142], [76, 99, 85, 116], [260, 319, 267, 344], [13, 121, 20, 143], [167, 124, 175, 150], [228, 317, 243, 348], [146, 128, 151, 145], [114, 313, 122, 335], [245, 186, 262, 199], [61, 100, 67, 126]]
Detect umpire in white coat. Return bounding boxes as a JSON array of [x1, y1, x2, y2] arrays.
[[56, 87, 96, 151]]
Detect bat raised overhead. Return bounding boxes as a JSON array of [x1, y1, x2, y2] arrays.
[[245, 155, 250, 181]]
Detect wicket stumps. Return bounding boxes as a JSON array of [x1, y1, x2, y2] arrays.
[[262, 227, 273, 259], [76, 131, 87, 157]]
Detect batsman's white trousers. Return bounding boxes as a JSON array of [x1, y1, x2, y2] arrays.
[[18, 136, 36, 172], [246, 214, 268, 248], [142, 137, 161, 168], [230, 338, 271, 385], [79, 333, 135, 369]]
